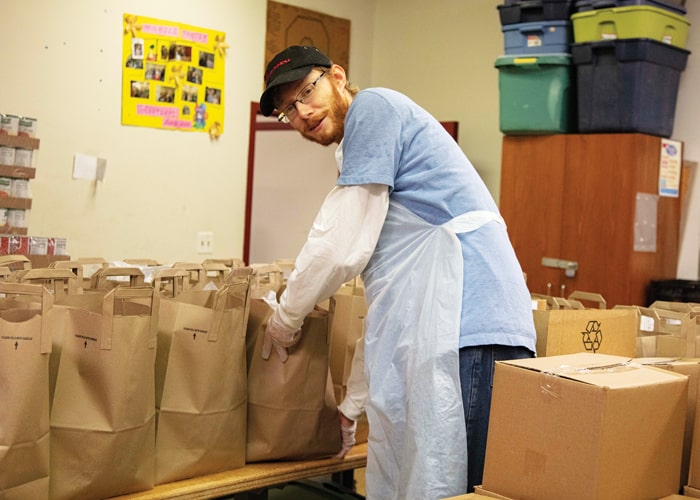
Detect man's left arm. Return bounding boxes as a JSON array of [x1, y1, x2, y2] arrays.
[[264, 183, 389, 351]]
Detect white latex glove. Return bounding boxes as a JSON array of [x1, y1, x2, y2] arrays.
[[334, 411, 357, 459], [261, 293, 302, 363]]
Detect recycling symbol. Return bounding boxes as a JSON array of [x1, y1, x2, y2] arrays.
[[581, 320, 602, 353]]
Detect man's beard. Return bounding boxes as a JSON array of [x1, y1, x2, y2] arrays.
[[300, 85, 348, 146]]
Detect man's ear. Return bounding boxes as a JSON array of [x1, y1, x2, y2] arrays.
[[328, 64, 347, 88]]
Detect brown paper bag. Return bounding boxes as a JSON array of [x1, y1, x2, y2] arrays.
[[328, 278, 367, 400], [0, 283, 53, 500], [48, 285, 159, 500], [245, 299, 341, 462], [17, 269, 85, 417], [152, 269, 251, 484]]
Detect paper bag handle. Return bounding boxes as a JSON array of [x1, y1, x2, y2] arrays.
[[0, 282, 54, 353], [208, 276, 252, 341], [49, 260, 85, 282], [18, 268, 80, 296], [100, 286, 159, 350], [152, 268, 190, 297], [90, 266, 145, 289], [203, 262, 229, 281], [531, 293, 576, 310], [567, 291, 607, 309], [227, 266, 253, 280], [249, 263, 284, 291], [202, 257, 245, 269], [123, 258, 161, 266], [0, 255, 31, 272], [171, 262, 207, 287]]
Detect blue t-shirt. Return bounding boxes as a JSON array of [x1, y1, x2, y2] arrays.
[[338, 88, 535, 351]]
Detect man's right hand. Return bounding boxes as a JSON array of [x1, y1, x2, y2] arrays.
[[261, 310, 302, 363]]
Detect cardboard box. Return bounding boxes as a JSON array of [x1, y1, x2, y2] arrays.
[[443, 494, 511, 500], [482, 353, 688, 500], [614, 305, 667, 357], [685, 360, 700, 488], [685, 313, 700, 358], [639, 359, 700, 492], [684, 485, 700, 498], [534, 308, 638, 357], [442, 494, 506, 500], [474, 486, 516, 499], [643, 302, 700, 358]]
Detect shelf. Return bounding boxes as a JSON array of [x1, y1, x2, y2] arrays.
[[0, 134, 40, 150], [108, 443, 368, 499], [0, 197, 32, 209], [0, 164, 36, 179], [0, 227, 28, 235]]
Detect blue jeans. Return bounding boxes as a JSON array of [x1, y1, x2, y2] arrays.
[[459, 344, 534, 492]]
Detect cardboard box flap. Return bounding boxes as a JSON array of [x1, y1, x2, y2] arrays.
[[500, 353, 687, 389], [500, 352, 628, 372]]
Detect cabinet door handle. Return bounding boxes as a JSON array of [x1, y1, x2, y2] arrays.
[[541, 257, 578, 278]]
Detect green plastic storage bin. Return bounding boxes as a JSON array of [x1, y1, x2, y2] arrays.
[[495, 53, 574, 135], [571, 5, 690, 48]]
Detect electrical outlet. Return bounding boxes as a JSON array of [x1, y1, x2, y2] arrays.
[[196, 231, 214, 254]]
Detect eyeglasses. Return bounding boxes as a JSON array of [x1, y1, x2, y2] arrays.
[[277, 71, 327, 123]]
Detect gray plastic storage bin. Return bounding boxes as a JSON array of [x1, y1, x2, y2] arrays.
[[502, 20, 572, 54]]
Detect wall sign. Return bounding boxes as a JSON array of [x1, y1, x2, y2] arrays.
[[659, 139, 682, 198]]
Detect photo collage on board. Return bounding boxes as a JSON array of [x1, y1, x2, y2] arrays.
[[123, 18, 224, 133]]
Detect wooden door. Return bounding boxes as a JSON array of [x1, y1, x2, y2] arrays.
[[562, 133, 680, 306], [500, 135, 567, 296], [500, 133, 681, 307]]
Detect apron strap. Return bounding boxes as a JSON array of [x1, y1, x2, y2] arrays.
[[442, 210, 504, 234]]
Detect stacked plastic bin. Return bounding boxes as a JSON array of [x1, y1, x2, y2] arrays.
[[494, 0, 576, 134], [570, 0, 691, 137]]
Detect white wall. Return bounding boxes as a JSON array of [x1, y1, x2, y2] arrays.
[[672, 3, 700, 279], [371, 0, 504, 195], [0, 0, 374, 263], [2, 0, 698, 277]]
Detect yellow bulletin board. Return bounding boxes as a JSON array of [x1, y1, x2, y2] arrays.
[[121, 14, 227, 138]]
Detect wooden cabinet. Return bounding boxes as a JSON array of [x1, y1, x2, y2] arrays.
[[499, 133, 681, 307], [0, 133, 38, 235]]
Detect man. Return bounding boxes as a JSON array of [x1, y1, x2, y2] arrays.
[[260, 45, 536, 499]]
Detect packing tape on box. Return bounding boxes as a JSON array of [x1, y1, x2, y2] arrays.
[[539, 359, 637, 399]]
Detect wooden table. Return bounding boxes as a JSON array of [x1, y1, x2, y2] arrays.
[[109, 443, 367, 499]]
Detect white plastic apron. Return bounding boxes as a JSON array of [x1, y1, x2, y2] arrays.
[[361, 200, 504, 500]]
